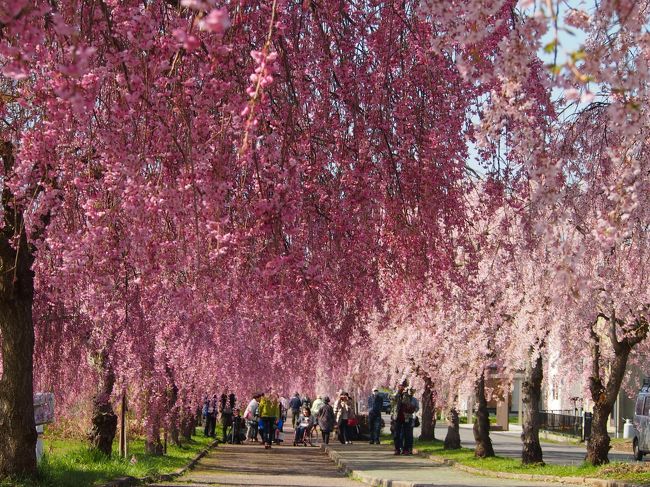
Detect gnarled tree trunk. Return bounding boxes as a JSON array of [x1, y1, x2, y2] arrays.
[[165, 368, 180, 447], [89, 352, 117, 456], [585, 314, 647, 465], [0, 142, 37, 478], [145, 410, 164, 456], [420, 374, 435, 441], [521, 349, 544, 464], [444, 407, 461, 450], [473, 372, 494, 458], [181, 407, 195, 442]]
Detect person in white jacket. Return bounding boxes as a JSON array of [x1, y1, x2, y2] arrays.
[[334, 392, 354, 444], [244, 393, 262, 441]]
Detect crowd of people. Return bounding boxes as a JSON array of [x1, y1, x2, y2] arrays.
[[200, 381, 420, 453]]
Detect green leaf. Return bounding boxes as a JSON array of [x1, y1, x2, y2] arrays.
[[544, 39, 558, 53]]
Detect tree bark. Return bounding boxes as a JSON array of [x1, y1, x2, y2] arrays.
[[165, 366, 181, 446], [170, 425, 180, 446], [420, 374, 435, 441], [145, 412, 164, 456], [181, 407, 194, 441], [521, 349, 544, 464], [444, 407, 461, 450], [88, 352, 117, 456], [0, 142, 37, 478], [585, 314, 648, 465], [473, 372, 495, 458]]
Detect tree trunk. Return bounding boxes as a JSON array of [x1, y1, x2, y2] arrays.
[[145, 412, 164, 456], [170, 421, 181, 447], [444, 407, 461, 450], [181, 408, 194, 441], [586, 404, 611, 465], [420, 374, 435, 441], [89, 355, 117, 456], [585, 315, 647, 465], [521, 349, 544, 464], [0, 142, 37, 478], [473, 373, 495, 458], [165, 367, 180, 446]]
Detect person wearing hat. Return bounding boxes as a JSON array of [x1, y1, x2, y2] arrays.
[[367, 387, 383, 445], [334, 391, 353, 444], [404, 387, 419, 454], [391, 380, 415, 455], [317, 396, 335, 444]]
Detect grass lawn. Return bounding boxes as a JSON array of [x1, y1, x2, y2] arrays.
[[411, 438, 650, 485], [1, 427, 217, 487]]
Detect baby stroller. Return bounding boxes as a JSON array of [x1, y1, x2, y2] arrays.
[[230, 415, 246, 444]]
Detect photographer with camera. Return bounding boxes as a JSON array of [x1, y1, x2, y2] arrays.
[[391, 380, 416, 455], [404, 386, 419, 455]]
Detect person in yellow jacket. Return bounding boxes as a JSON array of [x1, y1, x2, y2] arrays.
[[258, 389, 280, 449]]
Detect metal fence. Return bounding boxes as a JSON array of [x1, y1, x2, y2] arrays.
[[538, 410, 584, 438]]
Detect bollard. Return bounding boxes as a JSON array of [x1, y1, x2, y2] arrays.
[[36, 425, 44, 463]]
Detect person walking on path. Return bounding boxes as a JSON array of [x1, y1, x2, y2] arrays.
[[368, 387, 383, 445], [220, 393, 234, 443], [391, 380, 415, 455], [403, 387, 419, 454], [317, 396, 335, 445], [302, 395, 312, 409], [334, 391, 353, 444], [289, 392, 301, 428], [311, 395, 324, 416], [259, 389, 280, 449], [244, 392, 261, 442], [206, 394, 218, 437], [280, 395, 289, 429], [202, 395, 210, 436]]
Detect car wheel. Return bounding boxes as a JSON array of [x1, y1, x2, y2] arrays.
[[633, 438, 644, 461]]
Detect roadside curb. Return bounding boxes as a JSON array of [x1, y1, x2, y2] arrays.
[[321, 444, 642, 487], [322, 445, 432, 487], [99, 438, 218, 486], [412, 449, 642, 487]]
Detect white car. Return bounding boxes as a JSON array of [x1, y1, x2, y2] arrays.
[[633, 379, 650, 461]]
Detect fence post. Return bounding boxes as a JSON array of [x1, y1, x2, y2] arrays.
[[583, 412, 593, 442], [119, 392, 128, 458]]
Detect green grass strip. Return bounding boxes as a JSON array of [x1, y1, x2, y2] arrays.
[[1, 426, 217, 487], [413, 438, 650, 484]]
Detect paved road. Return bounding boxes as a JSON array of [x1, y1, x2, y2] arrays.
[[430, 423, 637, 465], [375, 413, 639, 465]]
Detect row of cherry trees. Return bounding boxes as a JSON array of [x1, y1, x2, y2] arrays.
[[338, 0, 650, 467], [1, 0, 649, 478]]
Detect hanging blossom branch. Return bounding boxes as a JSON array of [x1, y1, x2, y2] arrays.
[[239, 0, 279, 155]]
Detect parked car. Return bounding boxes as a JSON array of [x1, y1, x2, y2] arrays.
[[633, 378, 650, 460]]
